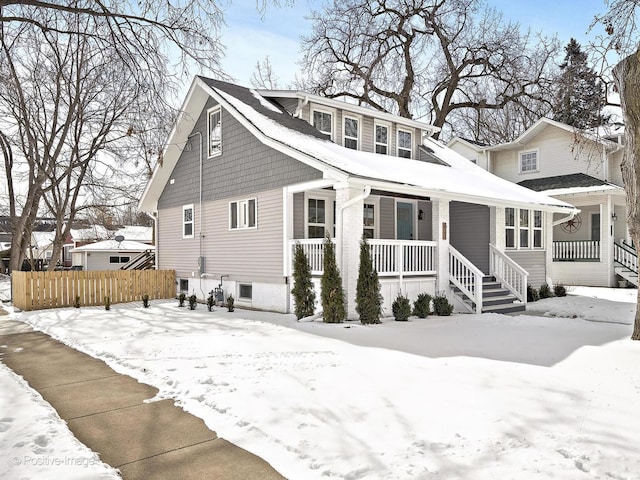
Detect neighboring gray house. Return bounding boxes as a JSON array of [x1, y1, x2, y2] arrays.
[[139, 77, 578, 316], [449, 118, 634, 288], [71, 239, 154, 271]]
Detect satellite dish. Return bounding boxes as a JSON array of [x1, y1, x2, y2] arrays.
[[114, 235, 125, 242]]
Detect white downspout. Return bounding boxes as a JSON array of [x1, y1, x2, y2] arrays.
[[294, 95, 309, 118]]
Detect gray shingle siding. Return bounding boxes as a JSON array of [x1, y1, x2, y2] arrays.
[[380, 197, 395, 239], [158, 97, 323, 209]]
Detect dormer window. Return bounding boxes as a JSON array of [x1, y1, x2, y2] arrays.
[[375, 123, 389, 154], [398, 129, 412, 158], [344, 116, 359, 150], [208, 106, 222, 157], [312, 109, 333, 139]]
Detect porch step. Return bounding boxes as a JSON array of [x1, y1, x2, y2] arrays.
[[451, 277, 526, 314]]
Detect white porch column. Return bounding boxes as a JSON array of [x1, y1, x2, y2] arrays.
[[545, 211, 554, 286], [431, 199, 450, 294], [606, 195, 616, 287], [335, 185, 365, 319]]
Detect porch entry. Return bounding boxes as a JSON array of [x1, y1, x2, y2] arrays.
[[397, 202, 414, 240]]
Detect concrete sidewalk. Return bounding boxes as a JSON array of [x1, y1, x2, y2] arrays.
[[0, 319, 286, 480]]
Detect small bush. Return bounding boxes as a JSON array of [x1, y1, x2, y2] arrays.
[[554, 283, 567, 297], [178, 292, 186, 307], [527, 285, 540, 302], [392, 294, 412, 321], [433, 293, 453, 316], [104, 296, 111, 311], [74, 295, 80, 308], [539, 283, 553, 299], [413, 293, 432, 318], [188, 294, 197, 310], [207, 291, 215, 311], [227, 294, 235, 312], [142, 294, 150, 308]]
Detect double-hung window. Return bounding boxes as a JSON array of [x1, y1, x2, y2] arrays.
[[312, 109, 333, 139], [344, 116, 359, 150], [208, 106, 222, 157], [505, 208, 543, 249], [375, 123, 389, 154], [398, 129, 412, 158], [229, 199, 257, 230], [519, 150, 538, 173], [308, 198, 326, 238], [183, 205, 194, 239], [363, 204, 375, 239]]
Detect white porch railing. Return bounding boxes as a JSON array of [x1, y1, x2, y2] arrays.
[[489, 244, 528, 303], [449, 245, 483, 314], [290, 238, 328, 275], [288, 239, 436, 277], [553, 240, 600, 261], [367, 239, 436, 276], [614, 241, 638, 273]]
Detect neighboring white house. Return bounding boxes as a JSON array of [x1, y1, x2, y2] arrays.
[[138, 77, 579, 316], [30, 231, 56, 264], [70, 239, 155, 271], [449, 118, 634, 288]]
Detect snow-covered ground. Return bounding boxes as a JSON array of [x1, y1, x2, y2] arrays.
[[1, 283, 640, 479]]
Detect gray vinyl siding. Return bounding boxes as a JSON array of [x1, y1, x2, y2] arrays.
[[417, 200, 432, 240], [380, 197, 395, 239], [450, 201, 490, 274], [506, 250, 546, 288], [293, 192, 304, 239], [158, 188, 284, 281], [157, 206, 200, 278], [277, 98, 299, 115], [158, 97, 322, 209]]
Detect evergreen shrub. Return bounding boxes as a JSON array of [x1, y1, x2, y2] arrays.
[[433, 293, 453, 316], [413, 293, 432, 318], [356, 238, 382, 324], [291, 243, 316, 319], [554, 283, 567, 297], [321, 236, 346, 323], [392, 294, 412, 321], [539, 283, 553, 299]]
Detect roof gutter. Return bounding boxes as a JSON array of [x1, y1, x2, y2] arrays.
[[552, 210, 579, 227]]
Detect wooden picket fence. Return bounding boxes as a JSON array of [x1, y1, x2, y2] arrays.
[[12, 270, 176, 311]]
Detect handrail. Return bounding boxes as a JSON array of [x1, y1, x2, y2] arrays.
[[449, 245, 483, 314], [618, 239, 637, 255], [614, 242, 638, 274], [489, 244, 528, 303]]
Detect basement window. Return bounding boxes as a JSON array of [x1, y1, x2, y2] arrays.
[[239, 284, 253, 300]]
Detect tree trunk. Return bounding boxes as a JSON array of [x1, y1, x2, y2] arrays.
[[613, 49, 640, 340]]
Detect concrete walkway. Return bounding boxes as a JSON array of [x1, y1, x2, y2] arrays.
[[0, 319, 286, 480]]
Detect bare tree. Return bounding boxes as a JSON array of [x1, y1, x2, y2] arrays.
[[0, 9, 175, 271], [594, 0, 640, 340], [301, 0, 559, 139], [0, 1, 227, 272], [251, 56, 281, 89]]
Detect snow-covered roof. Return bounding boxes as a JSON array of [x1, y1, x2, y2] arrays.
[[113, 226, 153, 242], [140, 78, 577, 214], [30, 231, 55, 249], [70, 226, 110, 242], [70, 239, 154, 253]]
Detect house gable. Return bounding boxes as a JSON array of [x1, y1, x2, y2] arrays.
[[490, 122, 607, 184], [158, 96, 323, 209]]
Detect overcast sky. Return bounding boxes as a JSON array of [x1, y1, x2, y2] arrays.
[[215, 0, 611, 87]]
